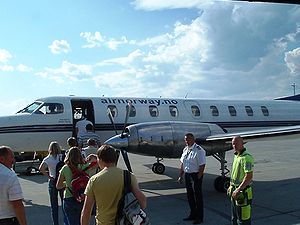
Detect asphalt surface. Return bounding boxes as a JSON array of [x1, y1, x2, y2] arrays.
[[17, 138, 300, 225]]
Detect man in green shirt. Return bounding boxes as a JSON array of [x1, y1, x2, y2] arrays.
[[228, 136, 254, 225]]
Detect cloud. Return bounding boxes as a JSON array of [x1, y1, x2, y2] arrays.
[[0, 49, 12, 63], [17, 64, 33, 72], [36, 60, 93, 82], [0, 65, 14, 72], [80, 31, 105, 48], [49, 40, 71, 54], [132, 0, 211, 11], [285, 47, 300, 75], [80, 32, 129, 50]]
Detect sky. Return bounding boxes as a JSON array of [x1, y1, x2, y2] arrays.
[[0, 0, 299, 116]]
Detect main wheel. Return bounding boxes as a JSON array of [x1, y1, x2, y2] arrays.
[[214, 176, 230, 193], [155, 163, 165, 174], [151, 163, 165, 174]]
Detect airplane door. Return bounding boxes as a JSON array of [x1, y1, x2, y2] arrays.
[[71, 99, 95, 138], [183, 100, 201, 119]]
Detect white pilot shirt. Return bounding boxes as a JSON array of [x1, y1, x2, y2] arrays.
[[180, 143, 206, 173]]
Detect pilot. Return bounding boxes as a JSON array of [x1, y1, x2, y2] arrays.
[[178, 133, 206, 224], [228, 136, 254, 225], [0, 146, 27, 225]]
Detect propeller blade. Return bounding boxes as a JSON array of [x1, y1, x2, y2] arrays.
[[121, 101, 132, 137], [120, 148, 132, 172], [107, 108, 118, 135]]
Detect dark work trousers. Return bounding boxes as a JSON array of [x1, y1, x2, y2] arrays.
[[185, 172, 204, 221], [0, 217, 20, 225]]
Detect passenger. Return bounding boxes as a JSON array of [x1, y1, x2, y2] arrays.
[[67, 137, 77, 148], [39, 141, 67, 225], [65, 137, 77, 155], [77, 124, 101, 149], [82, 139, 99, 176], [81, 145, 147, 225], [81, 138, 98, 158], [56, 147, 96, 225], [178, 133, 206, 224], [228, 136, 254, 225], [0, 146, 27, 225], [75, 114, 93, 138]]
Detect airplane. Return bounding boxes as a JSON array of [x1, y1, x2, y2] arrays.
[[1, 95, 300, 191]]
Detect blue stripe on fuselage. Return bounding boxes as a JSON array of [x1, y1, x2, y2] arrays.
[[1, 121, 300, 134]]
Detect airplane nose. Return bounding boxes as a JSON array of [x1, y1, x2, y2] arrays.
[[104, 134, 128, 149]]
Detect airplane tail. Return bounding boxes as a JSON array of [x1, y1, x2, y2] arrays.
[[275, 94, 300, 101]]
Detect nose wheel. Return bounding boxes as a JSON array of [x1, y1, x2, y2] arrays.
[[152, 158, 165, 174]]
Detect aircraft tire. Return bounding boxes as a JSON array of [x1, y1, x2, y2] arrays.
[[214, 176, 230, 193], [152, 163, 165, 174]]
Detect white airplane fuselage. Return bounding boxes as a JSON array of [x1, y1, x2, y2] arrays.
[[0, 96, 300, 153]]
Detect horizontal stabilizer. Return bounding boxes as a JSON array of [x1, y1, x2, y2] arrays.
[[275, 94, 300, 101]]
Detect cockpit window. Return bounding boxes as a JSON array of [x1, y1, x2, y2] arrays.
[[16, 102, 42, 114], [34, 103, 64, 115]]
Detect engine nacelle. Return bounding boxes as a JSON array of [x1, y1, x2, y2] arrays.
[[106, 121, 232, 158]]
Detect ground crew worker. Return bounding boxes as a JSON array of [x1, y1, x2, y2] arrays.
[[228, 136, 254, 225]]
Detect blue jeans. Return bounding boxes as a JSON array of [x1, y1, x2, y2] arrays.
[[63, 197, 84, 225], [48, 180, 67, 225]]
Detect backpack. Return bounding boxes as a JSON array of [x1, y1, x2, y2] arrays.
[[115, 170, 150, 225], [54, 153, 65, 183], [68, 162, 96, 203]]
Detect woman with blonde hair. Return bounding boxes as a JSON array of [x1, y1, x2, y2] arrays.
[[39, 141, 67, 225], [56, 147, 97, 225]]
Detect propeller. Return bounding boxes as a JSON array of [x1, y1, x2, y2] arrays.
[[121, 101, 132, 138], [107, 108, 118, 135], [106, 102, 133, 172]]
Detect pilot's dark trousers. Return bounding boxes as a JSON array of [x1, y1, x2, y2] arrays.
[[185, 172, 204, 221]]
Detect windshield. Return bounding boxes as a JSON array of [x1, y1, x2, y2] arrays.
[[16, 102, 43, 114]]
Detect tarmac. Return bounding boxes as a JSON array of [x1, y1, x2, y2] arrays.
[[18, 138, 300, 225]]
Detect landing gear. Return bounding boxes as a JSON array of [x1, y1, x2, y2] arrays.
[[212, 152, 230, 193], [151, 158, 165, 174]]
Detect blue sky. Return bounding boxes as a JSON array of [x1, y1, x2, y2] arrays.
[[0, 0, 299, 116]]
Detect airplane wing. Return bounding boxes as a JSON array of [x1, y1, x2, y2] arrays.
[[205, 124, 300, 144]]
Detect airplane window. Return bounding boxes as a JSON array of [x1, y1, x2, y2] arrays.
[[210, 105, 219, 116], [16, 102, 42, 114], [149, 105, 159, 117], [35, 103, 64, 115], [107, 105, 118, 117], [169, 105, 179, 117], [127, 105, 136, 117], [228, 106, 236, 116], [261, 106, 269, 116], [191, 105, 200, 117], [245, 106, 253, 116]]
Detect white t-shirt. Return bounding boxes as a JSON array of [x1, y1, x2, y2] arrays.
[[41, 154, 64, 178], [76, 119, 93, 137], [0, 164, 23, 219], [180, 143, 206, 173]]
